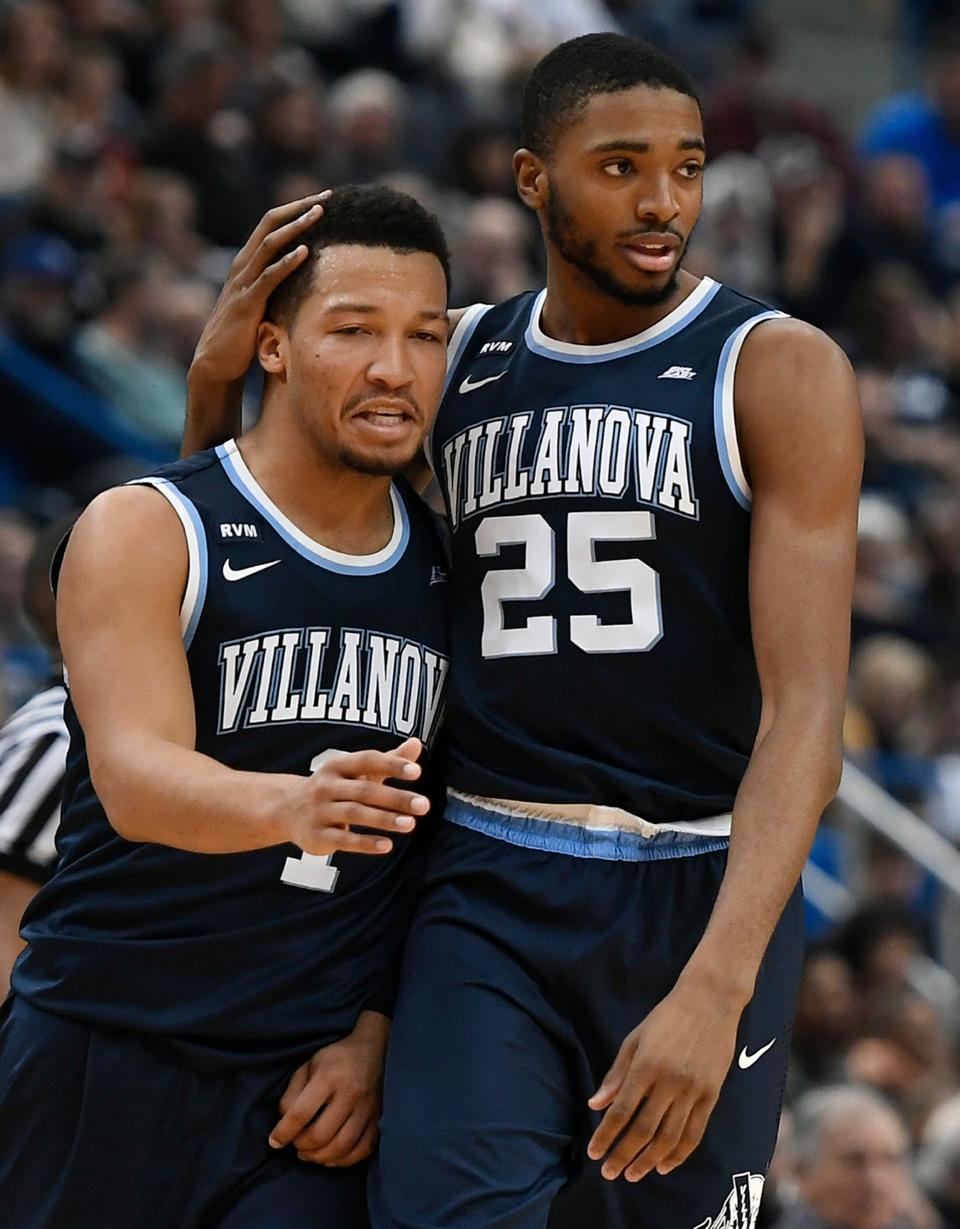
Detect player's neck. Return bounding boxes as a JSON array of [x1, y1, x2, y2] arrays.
[[236, 424, 396, 557], [539, 264, 701, 346]]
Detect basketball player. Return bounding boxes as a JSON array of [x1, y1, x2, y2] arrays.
[[0, 185, 451, 1229], [183, 35, 863, 1229]]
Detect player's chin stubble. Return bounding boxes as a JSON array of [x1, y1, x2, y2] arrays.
[[337, 444, 419, 477], [546, 190, 684, 309]]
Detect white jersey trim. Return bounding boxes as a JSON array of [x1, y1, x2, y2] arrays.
[[216, 439, 409, 574], [448, 788, 732, 838], [129, 477, 208, 648], [525, 278, 720, 362], [713, 310, 787, 510]]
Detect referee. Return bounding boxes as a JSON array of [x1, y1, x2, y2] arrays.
[[0, 517, 74, 993]]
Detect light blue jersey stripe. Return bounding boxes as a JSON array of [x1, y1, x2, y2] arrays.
[[713, 310, 786, 510]]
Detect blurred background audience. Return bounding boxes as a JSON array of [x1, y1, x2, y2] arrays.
[[3, 0, 960, 1222]]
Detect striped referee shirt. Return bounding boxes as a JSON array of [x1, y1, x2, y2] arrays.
[[0, 681, 67, 884]]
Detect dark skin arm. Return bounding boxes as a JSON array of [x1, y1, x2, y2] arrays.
[[269, 1010, 390, 1165], [183, 193, 330, 456], [587, 319, 863, 1182]]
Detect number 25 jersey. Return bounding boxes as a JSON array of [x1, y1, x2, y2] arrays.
[[430, 278, 784, 825]]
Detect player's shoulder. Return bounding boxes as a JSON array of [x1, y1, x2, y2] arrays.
[[738, 314, 853, 384], [57, 470, 203, 593], [66, 448, 223, 558]]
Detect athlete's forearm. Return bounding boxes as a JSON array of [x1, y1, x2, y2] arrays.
[[181, 363, 244, 458], [90, 732, 297, 852], [678, 704, 841, 1007], [89, 730, 425, 857]]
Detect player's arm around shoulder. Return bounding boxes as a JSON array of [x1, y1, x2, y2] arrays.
[[58, 487, 428, 855]]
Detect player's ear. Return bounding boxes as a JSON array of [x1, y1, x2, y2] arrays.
[[514, 149, 548, 212], [257, 321, 287, 378]]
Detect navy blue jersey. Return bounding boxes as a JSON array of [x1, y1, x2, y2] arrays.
[[429, 278, 783, 825], [14, 441, 450, 1065]]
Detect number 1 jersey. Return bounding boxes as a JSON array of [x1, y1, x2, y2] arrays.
[[430, 278, 782, 825], [14, 442, 450, 1066]]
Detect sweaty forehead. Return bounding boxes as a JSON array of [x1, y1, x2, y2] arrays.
[[559, 85, 703, 151], [308, 244, 447, 309]]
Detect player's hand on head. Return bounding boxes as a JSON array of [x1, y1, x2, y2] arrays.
[[286, 736, 428, 857], [585, 979, 741, 1182], [190, 191, 331, 387], [268, 1011, 389, 1165]]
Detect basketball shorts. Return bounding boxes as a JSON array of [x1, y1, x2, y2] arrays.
[[369, 818, 805, 1229], [0, 996, 369, 1229]]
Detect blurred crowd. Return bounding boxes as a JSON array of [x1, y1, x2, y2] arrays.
[[4, 1, 960, 1225]]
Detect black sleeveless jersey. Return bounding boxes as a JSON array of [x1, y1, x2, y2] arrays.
[[15, 441, 450, 1066], [429, 278, 783, 825]]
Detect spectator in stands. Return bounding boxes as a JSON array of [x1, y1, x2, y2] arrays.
[[447, 121, 521, 201], [918, 1094, 960, 1227], [849, 637, 941, 785], [777, 154, 954, 332], [250, 73, 332, 209], [28, 138, 114, 256], [0, 515, 73, 994], [847, 985, 957, 1141], [0, 0, 67, 199], [862, 23, 960, 228], [124, 169, 209, 278], [327, 68, 410, 184], [451, 197, 537, 305], [689, 151, 777, 300], [775, 1085, 938, 1229], [706, 26, 850, 172], [139, 30, 261, 246], [790, 946, 860, 1095], [853, 494, 929, 645], [0, 231, 131, 493], [73, 249, 190, 447], [835, 902, 952, 1010]]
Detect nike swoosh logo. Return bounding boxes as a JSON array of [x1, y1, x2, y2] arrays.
[[738, 1038, 776, 1070], [222, 559, 281, 582], [459, 372, 506, 394]]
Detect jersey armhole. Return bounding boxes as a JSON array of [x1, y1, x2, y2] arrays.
[[423, 303, 493, 475], [712, 310, 787, 510], [127, 478, 208, 649]]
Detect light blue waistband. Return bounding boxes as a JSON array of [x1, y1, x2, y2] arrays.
[[444, 795, 731, 863]]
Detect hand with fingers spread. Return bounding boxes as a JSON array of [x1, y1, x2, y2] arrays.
[[184, 191, 332, 454], [586, 977, 742, 1183], [269, 1010, 389, 1165], [284, 737, 428, 858]]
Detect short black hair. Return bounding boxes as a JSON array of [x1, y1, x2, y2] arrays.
[[521, 33, 700, 158], [265, 183, 451, 327]]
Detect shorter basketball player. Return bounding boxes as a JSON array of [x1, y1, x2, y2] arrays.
[[0, 185, 452, 1229]]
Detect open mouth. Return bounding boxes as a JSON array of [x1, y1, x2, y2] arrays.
[[619, 235, 681, 274], [350, 404, 417, 436]]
